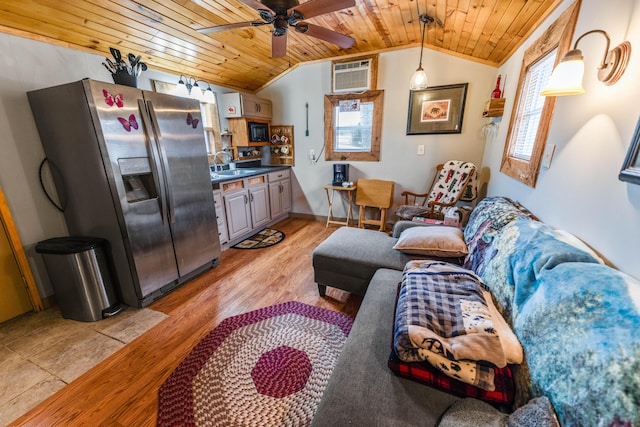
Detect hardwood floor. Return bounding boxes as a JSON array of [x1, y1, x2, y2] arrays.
[[11, 218, 362, 426]]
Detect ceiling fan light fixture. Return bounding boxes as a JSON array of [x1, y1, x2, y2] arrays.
[[197, 0, 356, 59]]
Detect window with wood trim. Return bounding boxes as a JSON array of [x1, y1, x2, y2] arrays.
[[324, 90, 384, 161], [501, 1, 580, 187]]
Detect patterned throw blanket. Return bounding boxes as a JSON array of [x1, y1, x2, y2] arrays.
[[394, 260, 509, 391]]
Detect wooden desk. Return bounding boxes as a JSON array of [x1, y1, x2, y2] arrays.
[[322, 184, 357, 227]]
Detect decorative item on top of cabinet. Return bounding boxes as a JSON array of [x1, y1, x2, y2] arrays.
[[269, 125, 295, 166]]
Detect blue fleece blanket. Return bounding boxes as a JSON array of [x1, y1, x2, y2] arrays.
[[463, 197, 640, 426]]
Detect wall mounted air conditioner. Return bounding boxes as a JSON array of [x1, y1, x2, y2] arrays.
[[332, 59, 372, 93]]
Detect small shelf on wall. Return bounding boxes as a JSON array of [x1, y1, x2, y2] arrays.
[[269, 125, 294, 166], [482, 98, 505, 117]]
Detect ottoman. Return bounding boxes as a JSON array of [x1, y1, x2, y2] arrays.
[[311, 227, 410, 296]]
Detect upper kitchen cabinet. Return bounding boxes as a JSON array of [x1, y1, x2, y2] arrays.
[[222, 92, 272, 120]]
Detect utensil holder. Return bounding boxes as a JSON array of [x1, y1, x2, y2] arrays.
[[112, 71, 137, 88]]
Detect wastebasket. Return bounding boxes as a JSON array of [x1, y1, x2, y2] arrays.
[[36, 237, 122, 322]]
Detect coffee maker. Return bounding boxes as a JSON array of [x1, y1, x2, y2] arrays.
[[332, 164, 349, 186]]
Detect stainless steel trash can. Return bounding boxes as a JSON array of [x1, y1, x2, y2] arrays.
[[36, 237, 122, 322]]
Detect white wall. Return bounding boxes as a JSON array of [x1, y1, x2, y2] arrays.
[[0, 34, 231, 296], [259, 48, 497, 219], [482, 0, 640, 278]]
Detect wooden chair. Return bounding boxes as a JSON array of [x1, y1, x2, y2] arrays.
[[396, 161, 477, 220], [355, 179, 395, 232]]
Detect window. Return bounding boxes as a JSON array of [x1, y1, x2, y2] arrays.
[[324, 90, 384, 161], [500, 1, 580, 187]]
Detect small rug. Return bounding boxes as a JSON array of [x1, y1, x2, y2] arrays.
[[157, 301, 353, 427], [232, 228, 285, 249]]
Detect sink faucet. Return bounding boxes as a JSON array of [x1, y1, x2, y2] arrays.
[[212, 151, 233, 172]]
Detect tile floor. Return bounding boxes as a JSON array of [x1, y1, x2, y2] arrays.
[[0, 306, 168, 426]]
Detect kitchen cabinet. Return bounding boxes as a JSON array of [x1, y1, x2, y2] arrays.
[[222, 92, 272, 119], [213, 189, 229, 245], [268, 169, 291, 219], [248, 176, 271, 229], [221, 175, 271, 241], [222, 180, 252, 240], [228, 118, 270, 163]]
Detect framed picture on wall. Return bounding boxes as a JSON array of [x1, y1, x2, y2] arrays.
[[619, 117, 640, 184], [406, 83, 468, 135]]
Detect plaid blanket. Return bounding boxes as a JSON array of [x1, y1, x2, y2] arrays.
[[394, 261, 506, 390]]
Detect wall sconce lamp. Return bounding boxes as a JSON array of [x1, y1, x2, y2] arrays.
[[175, 75, 216, 103], [541, 30, 631, 96], [409, 12, 435, 90]]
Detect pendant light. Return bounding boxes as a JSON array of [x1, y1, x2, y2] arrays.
[[410, 4, 434, 91]]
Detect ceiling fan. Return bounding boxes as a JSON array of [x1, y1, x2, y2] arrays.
[[197, 0, 356, 58]]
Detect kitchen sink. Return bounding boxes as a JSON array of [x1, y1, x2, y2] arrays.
[[210, 168, 259, 180], [217, 169, 258, 176]]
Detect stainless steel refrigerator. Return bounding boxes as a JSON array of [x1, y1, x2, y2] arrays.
[[28, 79, 220, 307]]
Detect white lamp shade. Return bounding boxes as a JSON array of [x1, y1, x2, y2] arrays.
[[189, 86, 203, 101], [202, 89, 216, 104], [540, 50, 586, 96], [410, 68, 428, 90], [174, 82, 189, 97]]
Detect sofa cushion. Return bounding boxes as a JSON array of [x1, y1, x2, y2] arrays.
[[311, 269, 459, 426], [393, 226, 468, 257]]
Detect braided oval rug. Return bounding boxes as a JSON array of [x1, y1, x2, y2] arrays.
[[158, 301, 353, 426]]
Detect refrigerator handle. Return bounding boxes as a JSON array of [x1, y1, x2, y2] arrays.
[[137, 99, 168, 225], [146, 101, 176, 225]]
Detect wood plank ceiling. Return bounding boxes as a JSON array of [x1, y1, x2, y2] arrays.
[[0, 0, 562, 92]]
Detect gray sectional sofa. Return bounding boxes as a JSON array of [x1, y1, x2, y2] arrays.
[[311, 196, 640, 426]]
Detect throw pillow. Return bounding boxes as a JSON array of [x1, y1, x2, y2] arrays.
[[393, 226, 468, 257]]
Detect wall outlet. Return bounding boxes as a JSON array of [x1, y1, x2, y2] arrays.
[[542, 144, 555, 168], [309, 149, 316, 161], [417, 145, 425, 155]]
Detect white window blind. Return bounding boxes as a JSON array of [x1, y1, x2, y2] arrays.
[[511, 49, 557, 160]]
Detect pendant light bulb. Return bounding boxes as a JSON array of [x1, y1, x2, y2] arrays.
[[409, 13, 432, 91], [410, 65, 428, 90]]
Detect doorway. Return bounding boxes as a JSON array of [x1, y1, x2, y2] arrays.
[[0, 221, 32, 322], [0, 186, 42, 323]]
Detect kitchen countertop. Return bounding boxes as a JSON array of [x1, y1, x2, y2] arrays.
[[210, 165, 291, 187]]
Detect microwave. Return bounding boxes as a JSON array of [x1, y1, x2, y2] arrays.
[[248, 121, 269, 143]]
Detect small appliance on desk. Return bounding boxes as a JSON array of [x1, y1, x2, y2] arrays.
[[332, 164, 349, 186]]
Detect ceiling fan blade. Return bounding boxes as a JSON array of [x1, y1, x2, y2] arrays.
[[272, 33, 287, 58], [290, 0, 355, 20], [198, 21, 261, 34], [294, 22, 355, 49], [238, 0, 275, 13]]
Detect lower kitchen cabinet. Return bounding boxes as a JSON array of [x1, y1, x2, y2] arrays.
[[222, 181, 252, 240], [248, 176, 271, 229], [221, 175, 271, 242], [268, 169, 291, 219]]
